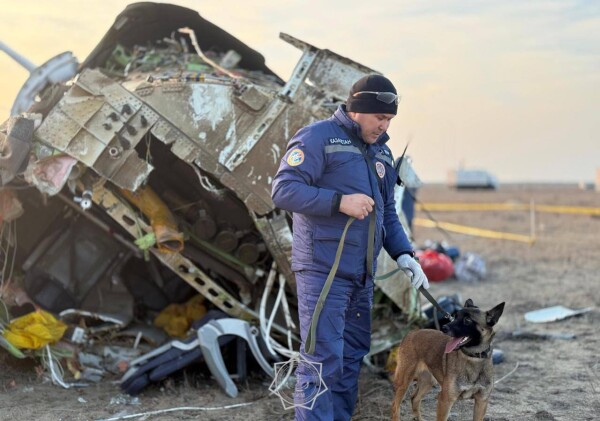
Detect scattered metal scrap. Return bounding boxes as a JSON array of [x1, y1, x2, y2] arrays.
[[0, 2, 422, 396], [523, 305, 593, 324]]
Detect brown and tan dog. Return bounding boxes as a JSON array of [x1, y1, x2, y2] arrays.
[[391, 299, 505, 421]]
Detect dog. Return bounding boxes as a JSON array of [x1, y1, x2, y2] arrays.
[[391, 299, 505, 421]]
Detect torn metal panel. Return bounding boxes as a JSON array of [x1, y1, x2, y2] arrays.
[[308, 55, 376, 100], [398, 156, 422, 189], [280, 33, 378, 100], [235, 85, 270, 112], [141, 80, 240, 157], [219, 35, 376, 207], [96, 148, 152, 191], [34, 69, 156, 191], [33, 105, 81, 150], [252, 211, 294, 289], [60, 309, 130, 333], [133, 78, 276, 214], [116, 35, 376, 214], [150, 120, 203, 164], [230, 84, 319, 209], [219, 171, 272, 216], [222, 96, 288, 171], [220, 47, 318, 171]]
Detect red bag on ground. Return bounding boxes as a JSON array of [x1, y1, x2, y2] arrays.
[[415, 249, 454, 282]]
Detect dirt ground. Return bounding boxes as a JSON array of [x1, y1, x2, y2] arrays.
[[1, 184, 599, 421]]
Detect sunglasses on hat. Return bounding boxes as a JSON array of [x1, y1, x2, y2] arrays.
[[352, 91, 400, 105]]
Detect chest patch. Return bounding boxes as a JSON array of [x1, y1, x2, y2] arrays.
[[375, 161, 386, 178], [287, 149, 305, 166]]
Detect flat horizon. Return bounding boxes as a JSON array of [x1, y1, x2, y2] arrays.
[[0, 1, 598, 183]]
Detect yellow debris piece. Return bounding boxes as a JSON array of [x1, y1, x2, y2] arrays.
[[3, 310, 67, 349], [414, 218, 535, 244], [154, 295, 207, 337], [120, 185, 184, 253], [386, 345, 401, 373]]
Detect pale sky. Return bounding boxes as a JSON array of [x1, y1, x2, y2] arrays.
[[0, 0, 598, 183]]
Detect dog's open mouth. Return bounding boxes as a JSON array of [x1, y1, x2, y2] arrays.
[[445, 336, 471, 353]]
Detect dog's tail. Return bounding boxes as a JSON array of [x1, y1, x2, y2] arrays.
[[391, 351, 411, 421]]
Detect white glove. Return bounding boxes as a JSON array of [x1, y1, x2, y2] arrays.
[[396, 254, 430, 290]]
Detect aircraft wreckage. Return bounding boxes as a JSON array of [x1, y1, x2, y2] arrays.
[[0, 3, 422, 396]]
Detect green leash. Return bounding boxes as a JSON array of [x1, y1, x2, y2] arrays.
[[304, 213, 376, 355]]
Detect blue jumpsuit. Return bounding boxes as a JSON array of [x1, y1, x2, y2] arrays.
[[271, 105, 413, 420]]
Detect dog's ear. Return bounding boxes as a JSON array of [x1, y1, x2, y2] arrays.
[[486, 302, 505, 326], [464, 299, 475, 308]]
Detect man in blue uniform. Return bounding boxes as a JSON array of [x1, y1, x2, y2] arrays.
[[272, 74, 429, 420]]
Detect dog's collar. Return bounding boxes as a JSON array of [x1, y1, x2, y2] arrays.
[[461, 346, 492, 359]]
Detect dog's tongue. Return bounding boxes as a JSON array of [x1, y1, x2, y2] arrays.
[[445, 337, 465, 353]]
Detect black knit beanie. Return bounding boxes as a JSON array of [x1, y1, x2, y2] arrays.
[[346, 74, 398, 115]]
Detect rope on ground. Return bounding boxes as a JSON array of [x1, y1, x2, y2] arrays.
[[494, 361, 520, 385], [95, 401, 259, 421], [414, 218, 535, 244]]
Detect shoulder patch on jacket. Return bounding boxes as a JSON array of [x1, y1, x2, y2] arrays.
[[286, 148, 305, 166]]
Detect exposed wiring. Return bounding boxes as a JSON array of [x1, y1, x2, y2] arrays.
[[178, 27, 240, 80], [0, 219, 5, 252], [278, 274, 296, 350], [0, 222, 10, 290], [271, 360, 295, 394], [266, 275, 285, 350], [262, 272, 328, 409], [191, 164, 226, 197], [259, 262, 278, 357], [0, 220, 17, 292], [144, 131, 153, 165], [44, 345, 70, 389], [8, 219, 17, 287], [494, 361, 520, 385], [0, 299, 9, 328], [95, 400, 259, 421], [258, 264, 296, 358]]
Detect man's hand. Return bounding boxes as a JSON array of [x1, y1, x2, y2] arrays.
[[396, 254, 430, 289], [339, 194, 374, 220]]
